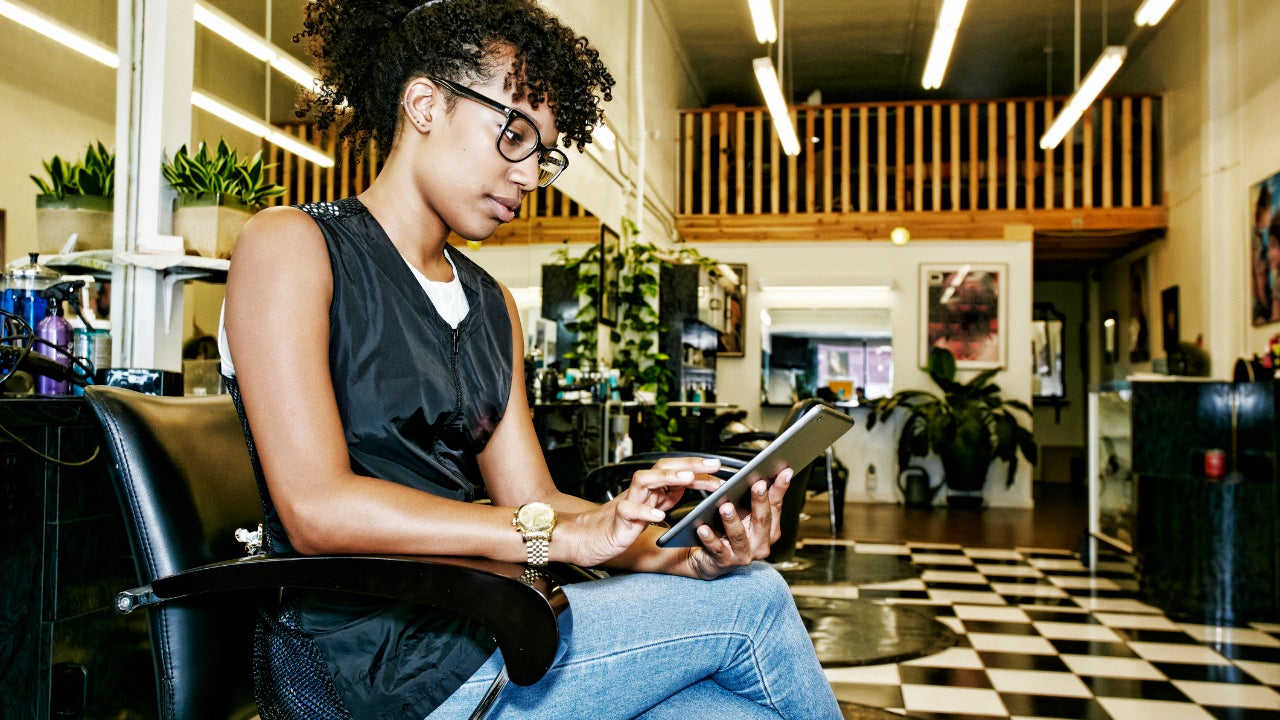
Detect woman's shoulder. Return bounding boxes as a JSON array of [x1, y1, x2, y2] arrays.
[[231, 205, 328, 273]]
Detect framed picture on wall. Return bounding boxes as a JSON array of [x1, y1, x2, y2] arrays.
[[716, 263, 747, 357], [1250, 168, 1280, 326], [599, 224, 620, 326], [919, 263, 1007, 370]]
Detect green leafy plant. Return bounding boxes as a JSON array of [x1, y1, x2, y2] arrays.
[[161, 139, 285, 210], [552, 219, 702, 451], [865, 346, 1037, 494], [30, 141, 115, 200]]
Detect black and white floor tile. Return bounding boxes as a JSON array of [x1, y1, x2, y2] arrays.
[[788, 540, 1280, 720]]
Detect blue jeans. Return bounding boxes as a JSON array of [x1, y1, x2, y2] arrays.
[[426, 563, 840, 719]]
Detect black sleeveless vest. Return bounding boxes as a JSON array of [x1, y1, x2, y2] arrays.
[[265, 197, 511, 716]]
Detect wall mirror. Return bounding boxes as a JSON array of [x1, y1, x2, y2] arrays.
[[1032, 303, 1066, 399], [761, 308, 893, 407]]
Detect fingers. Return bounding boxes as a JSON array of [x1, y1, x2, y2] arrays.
[[629, 457, 723, 496]]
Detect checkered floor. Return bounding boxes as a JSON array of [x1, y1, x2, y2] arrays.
[[792, 540, 1280, 720]]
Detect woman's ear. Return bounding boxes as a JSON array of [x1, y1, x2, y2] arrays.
[[401, 78, 438, 133]]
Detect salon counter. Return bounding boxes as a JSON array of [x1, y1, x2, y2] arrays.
[[1132, 380, 1280, 626]]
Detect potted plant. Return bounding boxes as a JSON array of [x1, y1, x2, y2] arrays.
[[30, 141, 115, 254], [162, 139, 286, 258], [865, 346, 1037, 508]]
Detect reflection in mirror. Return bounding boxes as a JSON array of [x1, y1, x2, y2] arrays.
[[1032, 303, 1065, 398], [761, 308, 892, 407]]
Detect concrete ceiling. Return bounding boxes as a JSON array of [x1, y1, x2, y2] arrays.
[[653, 0, 1150, 106]]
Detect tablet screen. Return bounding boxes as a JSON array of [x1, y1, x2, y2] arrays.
[[655, 404, 855, 548]]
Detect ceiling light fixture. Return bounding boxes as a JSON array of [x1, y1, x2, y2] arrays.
[[0, 0, 118, 68], [747, 0, 777, 44], [752, 57, 801, 156], [1039, 45, 1127, 149], [921, 0, 968, 90], [593, 122, 616, 152], [193, 1, 320, 92], [1133, 0, 1177, 26], [192, 91, 334, 167]]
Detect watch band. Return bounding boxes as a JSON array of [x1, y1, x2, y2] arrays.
[[525, 536, 550, 566]]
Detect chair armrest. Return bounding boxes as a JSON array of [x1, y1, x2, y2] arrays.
[[116, 554, 565, 686]]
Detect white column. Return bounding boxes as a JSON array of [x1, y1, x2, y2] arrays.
[[111, 0, 194, 371], [1200, 0, 1244, 375]]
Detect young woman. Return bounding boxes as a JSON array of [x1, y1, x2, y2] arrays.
[[221, 1, 841, 717]]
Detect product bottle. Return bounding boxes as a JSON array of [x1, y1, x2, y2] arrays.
[[35, 300, 72, 395]]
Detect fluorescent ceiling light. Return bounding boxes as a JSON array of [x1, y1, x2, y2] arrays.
[[752, 57, 801, 156], [194, 1, 322, 91], [1039, 45, 1127, 149], [747, 0, 777, 44], [1134, 0, 1177, 26], [192, 91, 334, 167], [0, 0, 118, 68], [921, 0, 967, 90], [593, 122, 616, 152]]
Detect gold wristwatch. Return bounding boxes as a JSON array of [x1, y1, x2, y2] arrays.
[[513, 502, 557, 567]]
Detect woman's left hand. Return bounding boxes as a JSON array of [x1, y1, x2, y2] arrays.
[[687, 468, 792, 580]]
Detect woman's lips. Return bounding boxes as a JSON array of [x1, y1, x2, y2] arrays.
[[488, 195, 520, 222]]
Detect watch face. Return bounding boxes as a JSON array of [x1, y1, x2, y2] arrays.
[[518, 502, 556, 532]]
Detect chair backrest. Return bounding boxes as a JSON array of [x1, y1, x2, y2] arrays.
[[84, 386, 261, 720]]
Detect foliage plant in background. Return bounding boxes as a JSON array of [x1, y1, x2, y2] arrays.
[[609, 218, 679, 450], [161, 139, 285, 209], [865, 346, 1037, 496], [30, 141, 115, 201], [552, 219, 718, 451]]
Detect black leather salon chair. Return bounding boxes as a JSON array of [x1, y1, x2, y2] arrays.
[[84, 385, 567, 720]]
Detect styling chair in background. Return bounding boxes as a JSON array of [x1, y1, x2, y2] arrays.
[[84, 385, 567, 720]]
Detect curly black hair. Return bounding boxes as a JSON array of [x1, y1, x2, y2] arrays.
[[296, 0, 614, 162]]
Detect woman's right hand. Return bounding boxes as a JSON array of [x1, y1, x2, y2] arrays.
[[557, 457, 723, 567]]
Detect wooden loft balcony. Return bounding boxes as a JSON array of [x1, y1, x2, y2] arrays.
[[272, 94, 1164, 275], [676, 95, 1166, 277]]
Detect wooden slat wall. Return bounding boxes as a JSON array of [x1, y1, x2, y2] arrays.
[[267, 123, 590, 224], [677, 94, 1162, 216]]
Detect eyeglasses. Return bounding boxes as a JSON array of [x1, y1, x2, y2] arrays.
[[429, 76, 568, 187]]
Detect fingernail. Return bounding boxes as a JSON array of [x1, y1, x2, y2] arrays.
[[698, 526, 711, 537], [650, 508, 665, 521], [677, 470, 694, 480], [721, 505, 734, 518], [702, 458, 720, 466]]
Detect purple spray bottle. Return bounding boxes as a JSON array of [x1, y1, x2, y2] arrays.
[[35, 285, 74, 395]]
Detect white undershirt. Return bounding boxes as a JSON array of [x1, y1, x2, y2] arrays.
[[218, 248, 469, 377]]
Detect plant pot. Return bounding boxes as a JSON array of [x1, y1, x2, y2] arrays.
[[946, 491, 984, 510], [36, 195, 113, 254], [172, 193, 252, 259]]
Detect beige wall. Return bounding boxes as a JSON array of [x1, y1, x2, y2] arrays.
[[1106, 0, 1280, 378]]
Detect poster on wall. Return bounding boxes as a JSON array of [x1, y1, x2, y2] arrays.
[[920, 263, 1007, 370], [1250, 169, 1280, 326]]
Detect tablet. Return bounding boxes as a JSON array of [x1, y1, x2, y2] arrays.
[[655, 404, 855, 548]]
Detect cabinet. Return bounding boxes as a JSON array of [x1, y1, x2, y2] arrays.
[[1087, 382, 1135, 552], [0, 398, 155, 719]]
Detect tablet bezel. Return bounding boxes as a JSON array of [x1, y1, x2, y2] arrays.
[[654, 404, 855, 548]]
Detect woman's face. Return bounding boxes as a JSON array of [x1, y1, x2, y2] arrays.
[[420, 64, 560, 242]]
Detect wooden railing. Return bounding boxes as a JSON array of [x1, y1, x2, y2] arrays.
[[264, 123, 597, 245], [679, 95, 1162, 221]]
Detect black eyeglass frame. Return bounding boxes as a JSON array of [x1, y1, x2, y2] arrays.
[[428, 76, 568, 187]]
